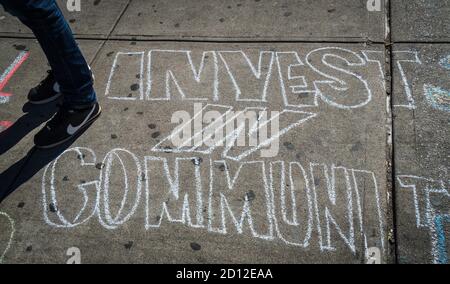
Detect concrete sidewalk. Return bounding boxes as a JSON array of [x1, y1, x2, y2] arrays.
[[0, 0, 448, 264]]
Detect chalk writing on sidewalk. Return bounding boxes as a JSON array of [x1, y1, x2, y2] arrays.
[[104, 48, 441, 113], [397, 175, 449, 264], [41, 147, 386, 258], [0, 51, 29, 133], [105, 48, 380, 110], [0, 212, 15, 264]]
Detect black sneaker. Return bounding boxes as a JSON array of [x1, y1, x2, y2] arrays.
[[34, 102, 101, 149], [28, 70, 62, 104]]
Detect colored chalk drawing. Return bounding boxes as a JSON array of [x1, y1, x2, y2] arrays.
[[0, 120, 13, 130], [397, 176, 449, 264], [434, 215, 450, 264], [0, 212, 15, 264], [423, 84, 450, 113], [0, 51, 29, 99], [439, 55, 450, 70], [0, 51, 29, 132]]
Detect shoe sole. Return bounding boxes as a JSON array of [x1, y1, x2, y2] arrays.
[[28, 93, 62, 105], [35, 105, 102, 149]]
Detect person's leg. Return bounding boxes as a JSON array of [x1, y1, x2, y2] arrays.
[[0, 0, 96, 108], [0, 0, 101, 148]]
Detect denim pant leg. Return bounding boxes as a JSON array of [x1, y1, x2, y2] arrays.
[[0, 0, 96, 108]]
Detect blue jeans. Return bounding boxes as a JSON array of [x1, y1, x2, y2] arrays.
[[0, 0, 96, 108]]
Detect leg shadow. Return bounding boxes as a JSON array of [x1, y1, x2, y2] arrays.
[[0, 122, 93, 204], [0, 101, 59, 155]]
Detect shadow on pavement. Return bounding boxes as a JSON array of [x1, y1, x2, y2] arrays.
[[0, 101, 58, 155], [0, 102, 93, 204]]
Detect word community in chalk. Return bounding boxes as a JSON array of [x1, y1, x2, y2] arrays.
[[42, 147, 386, 256]]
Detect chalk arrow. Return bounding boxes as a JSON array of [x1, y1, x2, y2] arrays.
[[151, 104, 234, 154], [0, 51, 29, 101], [0, 51, 29, 132], [222, 109, 317, 161], [151, 103, 317, 161]]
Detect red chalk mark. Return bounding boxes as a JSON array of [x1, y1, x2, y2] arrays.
[[0, 53, 29, 131], [0, 120, 13, 130], [0, 51, 30, 92]]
